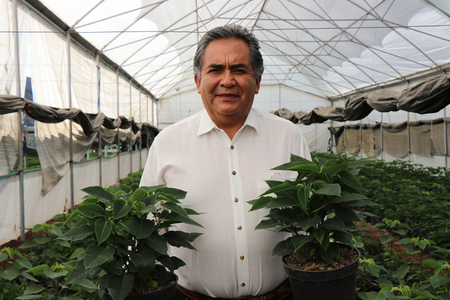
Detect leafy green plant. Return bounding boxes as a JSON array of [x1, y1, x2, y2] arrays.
[[0, 214, 100, 299], [248, 153, 376, 264], [57, 185, 203, 300]]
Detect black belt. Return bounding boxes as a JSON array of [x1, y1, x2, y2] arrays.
[[177, 279, 291, 300]]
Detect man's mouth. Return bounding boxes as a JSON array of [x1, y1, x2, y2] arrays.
[[217, 93, 238, 100]]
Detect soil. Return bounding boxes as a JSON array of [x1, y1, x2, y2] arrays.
[[284, 245, 358, 271], [283, 221, 429, 272]]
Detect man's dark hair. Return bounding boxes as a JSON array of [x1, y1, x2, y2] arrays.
[[193, 24, 264, 78]]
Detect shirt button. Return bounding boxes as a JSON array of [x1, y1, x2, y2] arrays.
[[234, 198, 239, 202], [241, 283, 245, 287], [237, 226, 242, 230], [232, 171, 236, 175], [240, 255, 244, 260], [230, 145, 234, 150]]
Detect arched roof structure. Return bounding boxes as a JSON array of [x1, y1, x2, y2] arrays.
[[27, 0, 450, 102]]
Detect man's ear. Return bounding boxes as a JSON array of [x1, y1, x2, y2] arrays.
[[194, 73, 201, 94], [255, 76, 262, 94]]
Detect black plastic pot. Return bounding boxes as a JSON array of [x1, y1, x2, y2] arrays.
[[283, 246, 360, 300], [102, 278, 178, 300]]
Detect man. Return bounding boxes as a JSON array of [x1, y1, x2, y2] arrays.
[[140, 24, 310, 300]]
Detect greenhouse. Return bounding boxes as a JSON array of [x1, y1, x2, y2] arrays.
[[1, 0, 450, 299]]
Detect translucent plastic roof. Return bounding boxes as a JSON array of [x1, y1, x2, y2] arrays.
[[37, 0, 450, 101]]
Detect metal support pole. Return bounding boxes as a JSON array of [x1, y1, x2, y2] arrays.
[[407, 112, 411, 162], [13, 0, 25, 242], [445, 107, 448, 169], [117, 70, 120, 183], [129, 81, 132, 174], [381, 113, 384, 161], [359, 120, 363, 158], [67, 33, 74, 211], [139, 92, 142, 169], [96, 55, 102, 186]]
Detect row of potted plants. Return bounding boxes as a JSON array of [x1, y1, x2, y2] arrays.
[[1, 153, 449, 299]]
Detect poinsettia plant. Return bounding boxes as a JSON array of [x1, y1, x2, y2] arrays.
[[248, 154, 375, 264], [57, 185, 202, 300]]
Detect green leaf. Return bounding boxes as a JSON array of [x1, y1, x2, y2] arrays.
[[23, 284, 44, 295], [339, 171, 364, 190], [75, 278, 98, 293], [131, 188, 149, 203], [255, 219, 280, 230], [163, 231, 201, 250], [334, 207, 360, 222], [156, 187, 187, 199], [130, 248, 155, 272], [15, 295, 43, 299], [63, 210, 80, 226], [322, 163, 349, 176], [162, 202, 203, 228], [248, 196, 272, 211], [260, 181, 295, 196], [320, 218, 347, 232], [331, 191, 369, 204], [314, 228, 326, 245], [34, 236, 53, 244], [82, 186, 116, 205], [145, 234, 168, 255], [430, 274, 450, 288], [379, 236, 395, 244], [271, 239, 293, 258], [84, 244, 115, 269], [15, 257, 33, 269], [18, 241, 38, 249], [106, 274, 134, 300], [395, 264, 409, 280], [113, 199, 132, 219], [76, 203, 106, 219], [0, 253, 7, 262], [298, 215, 321, 231], [287, 164, 321, 172], [315, 184, 341, 196], [367, 264, 380, 278], [291, 235, 314, 253], [0, 268, 19, 280], [56, 225, 94, 241], [19, 271, 39, 282], [43, 269, 68, 279], [66, 260, 102, 285], [396, 238, 413, 245], [95, 219, 113, 245], [297, 186, 309, 211], [117, 219, 133, 234], [131, 215, 155, 239], [411, 287, 437, 299], [266, 197, 298, 209], [357, 291, 379, 300], [271, 156, 314, 171], [26, 264, 49, 276], [69, 247, 86, 259]]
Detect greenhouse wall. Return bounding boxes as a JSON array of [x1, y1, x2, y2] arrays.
[[0, 149, 150, 246]]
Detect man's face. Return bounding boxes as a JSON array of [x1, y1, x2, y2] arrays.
[[195, 38, 261, 125]]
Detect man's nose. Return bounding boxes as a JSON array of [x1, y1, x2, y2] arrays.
[[220, 70, 235, 87]]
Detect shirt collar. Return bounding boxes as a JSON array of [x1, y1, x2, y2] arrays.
[[197, 108, 259, 136]]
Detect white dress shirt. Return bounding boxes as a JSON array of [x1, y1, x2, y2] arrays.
[[140, 108, 311, 298]]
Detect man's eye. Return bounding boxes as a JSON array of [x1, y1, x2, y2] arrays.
[[235, 69, 247, 74]]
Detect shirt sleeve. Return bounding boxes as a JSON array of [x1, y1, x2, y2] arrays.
[[139, 137, 165, 187]]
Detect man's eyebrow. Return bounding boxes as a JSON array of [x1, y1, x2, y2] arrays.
[[206, 63, 224, 69], [206, 63, 249, 69]]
